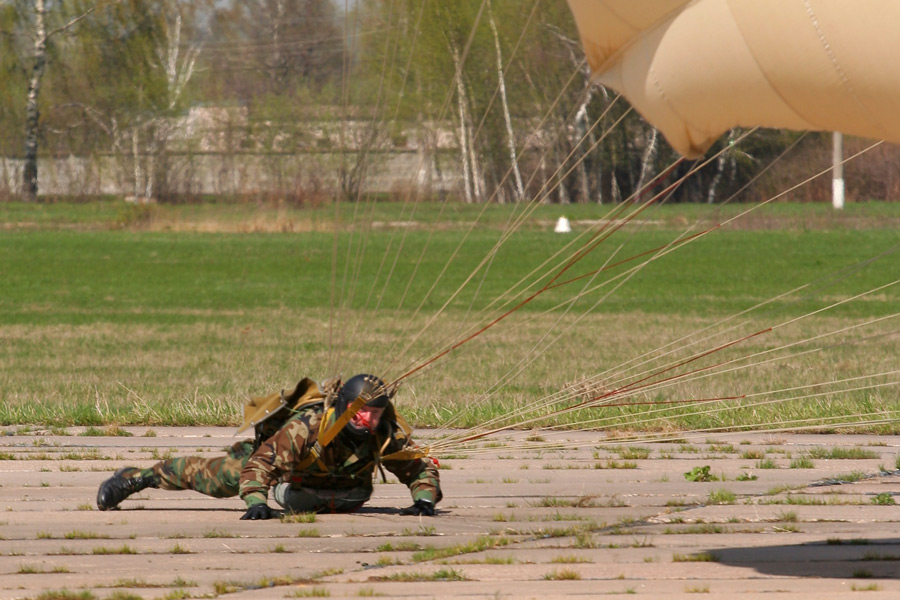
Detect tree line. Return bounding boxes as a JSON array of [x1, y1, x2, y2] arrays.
[[2, 0, 893, 204]]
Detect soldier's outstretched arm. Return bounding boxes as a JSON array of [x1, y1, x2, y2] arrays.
[[238, 412, 319, 519], [382, 431, 442, 516]]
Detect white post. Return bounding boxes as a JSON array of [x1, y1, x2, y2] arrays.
[[832, 131, 844, 210]]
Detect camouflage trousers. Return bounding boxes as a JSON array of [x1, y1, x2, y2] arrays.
[[128, 440, 371, 512], [130, 440, 254, 498], [274, 482, 371, 513]]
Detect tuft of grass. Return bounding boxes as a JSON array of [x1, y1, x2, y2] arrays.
[[80, 424, 133, 437], [861, 552, 900, 561], [17, 563, 45, 574], [756, 458, 778, 469], [65, 530, 109, 540], [368, 567, 468, 582], [707, 488, 736, 505], [169, 543, 192, 554], [790, 456, 815, 469], [530, 495, 598, 508], [543, 568, 581, 580], [664, 524, 724, 535], [401, 525, 436, 537], [673, 552, 720, 563], [606, 445, 651, 460], [550, 554, 591, 564], [411, 536, 509, 562], [202, 528, 236, 538], [375, 541, 421, 552], [296, 528, 321, 538], [827, 538, 870, 545], [775, 510, 798, 522], [851, 583, 882, 591], [834, 471, 868, 483], [286, 588, 331, 598], [808, 447, 879, 460], [872, 493, 895, 505], [595, 460, 638, 470], [735, 472, 757, 481], [92, 544, 137, 555], [282, 512, 317, 524], [34, 591, 95, 600], [105, 593, 143, 600]]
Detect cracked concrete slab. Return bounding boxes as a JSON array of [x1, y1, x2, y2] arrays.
[[1, 427, 899, 599]]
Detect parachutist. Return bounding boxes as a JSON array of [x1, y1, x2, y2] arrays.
[[96, 374, 441, 517]]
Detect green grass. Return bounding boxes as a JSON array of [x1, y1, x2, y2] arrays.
[[2, 200, 899, 431], [807, 447, 880, 460], [707, 489, 737, 505]]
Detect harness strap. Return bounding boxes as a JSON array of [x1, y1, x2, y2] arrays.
[[318, 395, 369, 448], [381, 448, 429, 461]]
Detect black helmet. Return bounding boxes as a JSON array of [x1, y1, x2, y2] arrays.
[[335, 374, 394, 439]]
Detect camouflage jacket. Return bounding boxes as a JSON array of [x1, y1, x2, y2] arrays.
[[239, 404, 441, 509]]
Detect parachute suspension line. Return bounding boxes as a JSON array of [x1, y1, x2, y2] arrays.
[[424, 132, 889, 442], [361, 0, 429, 316], [319, 0, 518, 377], [435, 325, 772, 447], [354, 22, 598, 373], [418, 136, 773, 437], [328, 0, 406, 373], [715, 141, 884, 231], [366, 0, 548, 332], [432, 362, 900, 452], [536, 136, 884, 399], [329, 0, 354, 372], [379, 96, 627, 377], [367, 71, 613, 377], [432, 300, 900, 451], [544, 376, 900, 447], [330, 0, 408, 373], [392, 157, 686, 386], [396, 125, 764, 389], [434, 281, 900, 448]]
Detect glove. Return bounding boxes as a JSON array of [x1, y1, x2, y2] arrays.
[[240, 503, 274, 520], [400, 499, 435, 516]]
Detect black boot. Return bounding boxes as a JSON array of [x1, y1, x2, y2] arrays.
[[97, 467, 159, 511]]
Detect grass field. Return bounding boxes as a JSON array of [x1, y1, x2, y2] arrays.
[[1, 199, 898, 433]]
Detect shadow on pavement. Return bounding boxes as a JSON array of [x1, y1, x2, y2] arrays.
[[703, 539, 900, 579]]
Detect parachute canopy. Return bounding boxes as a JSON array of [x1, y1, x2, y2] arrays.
[[566, 0, 900, 157]]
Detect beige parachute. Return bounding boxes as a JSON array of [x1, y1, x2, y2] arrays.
[[566, 0, 900, 158]]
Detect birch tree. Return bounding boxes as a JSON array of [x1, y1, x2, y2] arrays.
[[20, 0, 101, 201], [487, 0, 523, 202]]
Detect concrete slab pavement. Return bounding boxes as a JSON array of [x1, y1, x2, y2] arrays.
[[1, 427, 899, 599]]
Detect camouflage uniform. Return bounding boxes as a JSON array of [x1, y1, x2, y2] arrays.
[[242, 404, 441, 512], [122, 404, 440, 513], [123, 440, 254, 499]]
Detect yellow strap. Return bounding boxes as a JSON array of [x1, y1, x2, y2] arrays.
[[318, 395, 368, 448], [295, 442, 330, 471], [381, 448, 429, 461]]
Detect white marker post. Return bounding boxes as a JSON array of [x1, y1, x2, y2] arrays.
[[832, 131, 844, 210], [554, 216, 571, 233]]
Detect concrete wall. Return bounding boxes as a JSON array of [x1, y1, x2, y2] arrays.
[[0, 149, 461, 199]]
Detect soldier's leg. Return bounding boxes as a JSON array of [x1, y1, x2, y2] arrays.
[[97, 441, 254, 510]]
